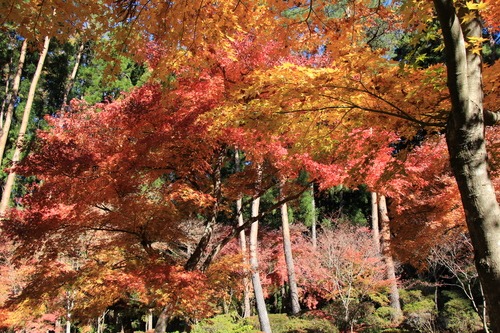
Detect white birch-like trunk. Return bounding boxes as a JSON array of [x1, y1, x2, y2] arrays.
[[235, 149, 252, 317], [371, 192, 380, 253], [280, 180, 301, 314], [250, 165, 272, 333], [0, 39, 27, 164], [60, 41, 85, 114]]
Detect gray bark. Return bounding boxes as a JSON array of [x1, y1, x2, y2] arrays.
[[249, 165, 272, 333], [280, 181, 301, 314], [154, 304, 171, 333], [235, 149, 252, 317], [378, 195, 402, 318], [433, 0, 499, 330]]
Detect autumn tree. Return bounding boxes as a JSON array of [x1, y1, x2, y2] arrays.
[[5, 0, 500, 330], [307, 223, 390, 332]]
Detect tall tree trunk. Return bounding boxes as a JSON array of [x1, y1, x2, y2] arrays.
[[280, 180, 301, 314], [60, 41, 85, 114], [249, 165, 272, 333], [1, 60, 13, 126], [371, 192, 380, 253], [378, 195, 402, 319], [0, 36, 50, 215], [433, 1, 498, 330], [235, 149, 252, 317], [310, 183, 317, 249], [0, 39, 27, 164]]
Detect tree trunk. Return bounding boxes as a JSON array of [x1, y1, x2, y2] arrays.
[[378, 195, 402, 319], [60, 41, 85, 114], [235, 149, 252, 317], [0, 36, 49, 215], [433, 1, 498, 330], [1, 60, 13, 126], [0, 39, 27, 164], [280, 180, 301, 314], [310, 183, 317, 249], [371, 192, 380, 253], [154, 305, 171, 333], [146, 309, 153, 331], [249, 165, 272, 333]]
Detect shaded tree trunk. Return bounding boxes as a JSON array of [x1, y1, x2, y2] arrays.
[[378, 195, 402, 319], [250, 165, 272, 333], [0, 36, 49, 214], [0, 39, 27, 164], [433, 1, 498, 330], [280, 180, 301, 314], [235, 148, 252, 317]]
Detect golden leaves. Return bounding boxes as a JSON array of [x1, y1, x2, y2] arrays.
[[465, 1, 488, 10]]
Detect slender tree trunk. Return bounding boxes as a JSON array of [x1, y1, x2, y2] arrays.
[[1, 61, 12, 126], [249, 165, 272, 333], [0, 39, 27, 164], [235, 149, 252, 317], [146, 309, 153, 331], [378, 195, 402, 319], [371, 192, 380, 253], [280, 180, 301, 314], [60, 41, 85, 114], [310, 183, 317, 249], [481, 283, 490, 333], [0, 37, 49, 215], [433, 1, 499, 331]]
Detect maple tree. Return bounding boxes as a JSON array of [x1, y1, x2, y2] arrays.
[[298, 223, 390, 332], [0, 38, 341, 330], [3, 0, 500, 331]]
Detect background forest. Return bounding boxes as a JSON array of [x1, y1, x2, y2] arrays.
[[1, 1, 500, 333]]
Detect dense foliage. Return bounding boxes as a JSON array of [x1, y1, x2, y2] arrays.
[[1, 0, 500, 332]]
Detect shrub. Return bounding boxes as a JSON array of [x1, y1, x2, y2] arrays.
[[191, 313, 259, 333], [442, 290, 482, 333], [399, 289, 437, 333], [243, 313, 339, 333], [362, 305, 399, 331]]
